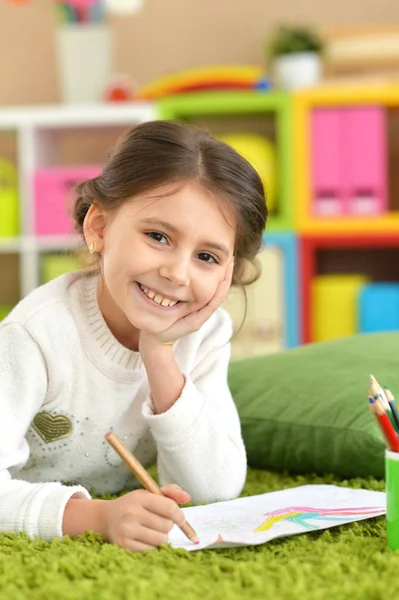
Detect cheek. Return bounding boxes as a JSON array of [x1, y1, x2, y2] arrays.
[[193, 272, 220, 305]]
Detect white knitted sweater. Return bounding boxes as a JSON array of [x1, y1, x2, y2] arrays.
[[0, 271, 246, 541]]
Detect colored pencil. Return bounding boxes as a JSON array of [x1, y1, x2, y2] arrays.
[[369, 396, 389, 445], [369, 396, 399, 452], [104, 432, 199, 545], [370, 375, 390, 410], [384, 387, 399, 431]]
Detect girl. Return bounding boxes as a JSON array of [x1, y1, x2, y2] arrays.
[[0, 120, 267, 552]]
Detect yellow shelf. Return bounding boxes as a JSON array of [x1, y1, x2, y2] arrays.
[[297, 213, 399, 235], [292, 85, 399, 233], [294, 84, 399, 106]]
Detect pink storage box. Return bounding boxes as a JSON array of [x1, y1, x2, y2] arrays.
[[311, 108, 344, 216], [342, 107, 387, 215], [34, 165, 102, 236]]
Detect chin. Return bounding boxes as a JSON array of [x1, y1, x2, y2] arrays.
[[126, 313, 170, 335]]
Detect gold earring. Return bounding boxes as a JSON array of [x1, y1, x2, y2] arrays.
[[88, 241, 97, 254]]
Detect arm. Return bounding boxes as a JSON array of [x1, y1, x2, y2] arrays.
[[0, 323, 90, 541], [139, 341, 185, 414], [141, 309, 247, 505]]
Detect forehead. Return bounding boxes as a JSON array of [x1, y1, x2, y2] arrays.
[[120, 181, 236, 238]]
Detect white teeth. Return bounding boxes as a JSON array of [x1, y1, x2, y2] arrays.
[[139, 284, 178, 307]]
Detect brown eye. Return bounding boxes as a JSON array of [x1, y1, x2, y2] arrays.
[[147, 231, 168, 244], [197, 252, 218, 264]]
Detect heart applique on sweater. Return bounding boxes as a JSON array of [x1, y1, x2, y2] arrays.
[[32, 412, 73, 444]]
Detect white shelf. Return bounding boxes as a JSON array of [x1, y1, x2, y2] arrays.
[[33, 235, 82, 252], [0, 102, 155, 129], [0, 238, 21, 253], [0, 101, 158, 298]]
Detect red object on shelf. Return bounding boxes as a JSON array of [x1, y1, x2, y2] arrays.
[[104, 75, 134, 103], [299, 234, 399, 344]]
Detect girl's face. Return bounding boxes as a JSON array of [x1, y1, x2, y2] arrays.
[[85, 181, 236, 349]]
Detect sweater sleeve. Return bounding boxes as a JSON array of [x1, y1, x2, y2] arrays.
[[142, 309, 247, 505], [0, 322, 90, 542]]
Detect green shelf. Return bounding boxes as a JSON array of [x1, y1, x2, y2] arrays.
[[155, 91, 293, 231]]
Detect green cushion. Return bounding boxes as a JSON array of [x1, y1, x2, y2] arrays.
[[227, 332, 399, 479]]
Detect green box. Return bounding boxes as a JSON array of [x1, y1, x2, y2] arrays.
[[386, 449, 399, 550], [0, 305, 12, 321], [41, 253, 81, 283], [156, 91, 293, 232]]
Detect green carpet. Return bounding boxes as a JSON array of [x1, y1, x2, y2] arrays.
[[1, 469, 398, 600]]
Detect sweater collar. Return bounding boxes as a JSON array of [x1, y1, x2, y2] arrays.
[[70, 272, 144, 382]]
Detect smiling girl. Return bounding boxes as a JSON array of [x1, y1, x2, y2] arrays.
[[0, 120, 267, 552]]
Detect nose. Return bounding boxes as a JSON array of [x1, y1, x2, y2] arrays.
[[159, 257, 190, 287]]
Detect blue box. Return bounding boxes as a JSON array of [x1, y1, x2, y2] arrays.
[[262, 232, 299, 348], [359, 283, 399, 333]]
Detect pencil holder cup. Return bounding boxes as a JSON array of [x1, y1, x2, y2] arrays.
[[56, 24, 112, 103], [385, 449, 399, 550]]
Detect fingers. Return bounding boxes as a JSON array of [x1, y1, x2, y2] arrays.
[[126, 540, 157, 553], [140, 491, 186, 526], [161, 484, 191, 505], [135, 525, 169, 548], [139, 510, 174, 534], [198, 257, 234, 315]]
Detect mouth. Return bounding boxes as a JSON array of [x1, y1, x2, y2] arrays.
[[136, 282, 182, 309]]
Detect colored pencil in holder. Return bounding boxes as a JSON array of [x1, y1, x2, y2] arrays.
[[370, 374, 390, 410], [384, 387, 399, 431], [369, 396, 399, 452], [371, 392, 399, 433]]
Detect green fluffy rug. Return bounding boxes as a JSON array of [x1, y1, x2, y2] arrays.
[[1, 469, 398, 600]]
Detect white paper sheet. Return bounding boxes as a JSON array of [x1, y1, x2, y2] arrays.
[[168, 485, 385, 551]]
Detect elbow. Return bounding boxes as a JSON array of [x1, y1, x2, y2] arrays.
[[191, 454, 247, 505]]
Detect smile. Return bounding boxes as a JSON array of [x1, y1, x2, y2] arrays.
[[137, 283, 180, 308]]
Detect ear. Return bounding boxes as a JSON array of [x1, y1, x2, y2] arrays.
[[83, 203, 107, 253]]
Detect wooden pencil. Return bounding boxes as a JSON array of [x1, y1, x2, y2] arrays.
[[370, 397, 399, 452], [105, 432, 199, 545]]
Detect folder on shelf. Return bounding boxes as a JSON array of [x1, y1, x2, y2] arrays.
[[223, 246, 284, 359], [311, 108, 345, 217], [359, 283, 399, 333], [343, 107, 387, 215], [34, 165, 101, 236], [312, 274, 369, 342], [0, 158, 19, 238]]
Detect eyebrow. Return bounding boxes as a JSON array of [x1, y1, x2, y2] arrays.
[[139, 218, 230, 256]]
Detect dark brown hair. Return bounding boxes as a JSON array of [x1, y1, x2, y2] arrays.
[[74, 120, 267, 287]]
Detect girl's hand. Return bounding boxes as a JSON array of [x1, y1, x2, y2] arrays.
[[103, 484, 190, 552], [139, 257, 234, 349]]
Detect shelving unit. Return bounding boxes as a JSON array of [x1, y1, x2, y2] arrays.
[[9, 86, 399, 352], [0, 102, 156, 298], [300, 234, 399, 343], [294, 84, 399, 344]]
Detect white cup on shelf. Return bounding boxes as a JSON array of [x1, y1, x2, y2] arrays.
[[56, 24, 112, 104]]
